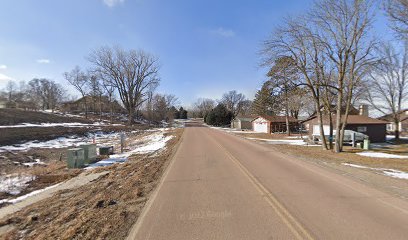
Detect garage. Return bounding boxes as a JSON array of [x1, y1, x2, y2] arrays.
[[252, 117, 269, 133]]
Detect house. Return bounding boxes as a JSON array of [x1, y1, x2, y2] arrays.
[[60, 96, 124, 114], [302, 105, 388, 142], [231, 116, 256, 130], [378, 109, 408, 136], [252, 115, 299, 133]]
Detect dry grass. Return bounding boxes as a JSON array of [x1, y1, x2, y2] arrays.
[[0, 128, 184, 240]]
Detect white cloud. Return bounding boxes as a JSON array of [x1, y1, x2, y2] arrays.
[[103, 0, 125, 7], [36, 59, 50, 64], [0, 65, 7, 70], [0, 73, 14, 82], [210, 27, 236, 38]]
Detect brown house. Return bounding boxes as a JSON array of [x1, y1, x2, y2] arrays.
[[302, 113, 388, 143], [252, 115, 299, 133]]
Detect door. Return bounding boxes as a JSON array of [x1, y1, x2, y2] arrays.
[[254, 122, 268, 133]]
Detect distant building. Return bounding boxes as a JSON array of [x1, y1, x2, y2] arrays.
[[61, 96, 124, 114], [302, 105, 388, 142], [251, 115, 299, 134], [378, 109, 408, 136], [231, 116, 256, 130]]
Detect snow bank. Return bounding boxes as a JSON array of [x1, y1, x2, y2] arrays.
[[0, 174, 36, 195], [356, 152, 408, 159], [343, 163, 408, 180]]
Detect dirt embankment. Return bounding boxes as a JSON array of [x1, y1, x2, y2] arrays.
[[0, 125, 148, 146], [0, 109, 92, 126], [0, 128, 184, 240]]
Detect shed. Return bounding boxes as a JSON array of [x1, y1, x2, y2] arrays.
[[251, 115, 299, 134], [231, 116, 255, 130]]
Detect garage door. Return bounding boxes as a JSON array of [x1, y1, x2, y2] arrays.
[[254, 122, 268, 133]]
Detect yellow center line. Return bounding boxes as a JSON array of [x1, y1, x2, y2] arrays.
[[206, 130, 314, 240]]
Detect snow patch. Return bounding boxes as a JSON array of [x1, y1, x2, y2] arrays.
[[245, 138, 318, 146], [0, 174, 36, 195], [86, 130, 173, 169], [356, 151, 408, 159], [0, 132, 121, 152], [22, 159, 46, 167], [343, 163, 408, 180], [0, 182, 61, 205]]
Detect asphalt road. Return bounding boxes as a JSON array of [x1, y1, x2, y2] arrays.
[[127, 122, 408, 240]]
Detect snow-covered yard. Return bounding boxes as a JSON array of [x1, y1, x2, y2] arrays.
[[343, 163, 408, 180]]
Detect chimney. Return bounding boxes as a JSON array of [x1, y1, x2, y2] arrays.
[[359, 105, 369, 116]]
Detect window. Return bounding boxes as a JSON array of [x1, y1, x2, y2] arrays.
[[357, 126, 367, 132]]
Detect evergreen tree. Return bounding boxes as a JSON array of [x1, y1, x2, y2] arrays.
[[170, 106, 180, 119], [251, 81, 280, 115], [179, 107, 188, 119], [205, 104, 232, 126]]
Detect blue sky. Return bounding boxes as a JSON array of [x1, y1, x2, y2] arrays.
[[0, 0, 392, 106]]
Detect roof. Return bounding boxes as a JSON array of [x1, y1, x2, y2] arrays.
[[378, 109, 408, 122], [233, 115, 257, 121], [303, 114, 388, 125], [309, 105, 360, 118], [252, 115, 298, 123]]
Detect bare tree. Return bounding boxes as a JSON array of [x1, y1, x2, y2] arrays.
[[87, 74, 104, 120], [6, 80, 16, 103], [26, 78, 64, 112], [385, 0, 408, 38], [100, 77, 116, 123], [239, 100, 253, 116], [366, 42, 408, 139], [63, 66, 89, 118], [88, 46, 160, 124], [220, 90, 246, 118], [193, 98, 216, 118], [312, 0, 377, 152], [263, 16, 332, 150]]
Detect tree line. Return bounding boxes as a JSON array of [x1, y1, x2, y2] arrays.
[[1, 46, 188, 125], [1, 78, 65, 111]]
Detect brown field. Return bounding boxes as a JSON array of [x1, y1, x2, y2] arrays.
[[0, 125, 148, 146]]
